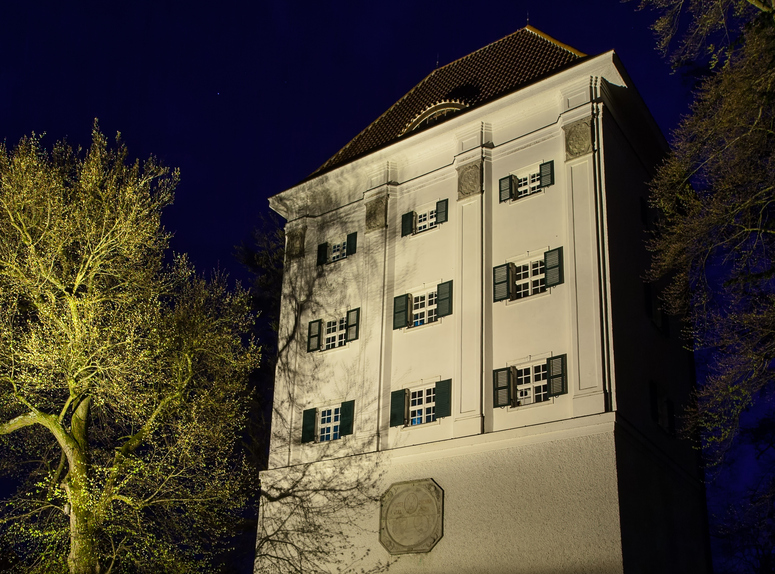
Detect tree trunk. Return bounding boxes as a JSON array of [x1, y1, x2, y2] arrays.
[[68, 498, 98, 574], [67, 397, 99, 574]]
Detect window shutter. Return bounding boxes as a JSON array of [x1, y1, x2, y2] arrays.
[[401, 211, 415, 237], [493, 263, 513, 302], [435, 199, 448, 224], [307, 319, 322, 352], [345, 308, 360, 342], [493, 368, 512, 408], [301, 408, 316, 443], [340, 400, 355, 437], [393, 294, 411, 330], [546, 354, 567, 397], [499, 175, 513, 203], [544, 247, 564, 287], [317, 242, 328, 266], [435, 379, 452, 418], [390, 389, 407, 427], [436, 280, 453, 318], [539, 160, 554, 188], [346, 232, 357, 256]]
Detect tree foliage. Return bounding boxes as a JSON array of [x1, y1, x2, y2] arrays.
[[0, 125, 260, 573], [637, 0, 773, 67], [647, 17, 775, 463]]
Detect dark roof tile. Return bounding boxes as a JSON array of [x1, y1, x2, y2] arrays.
[[312, 26, 587, 177]]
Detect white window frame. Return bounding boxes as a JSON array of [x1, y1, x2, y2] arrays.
[[324, 316, 347, 350], [329, 238, 348, 261], [411, 288, 438, 327], [512, 361, 549, 407], [415, 205, 437, 233], [515, 166, 542, 199], [512, 256, 547, 300], [318, 405, 341, 442], [409, 385, 437, 426]]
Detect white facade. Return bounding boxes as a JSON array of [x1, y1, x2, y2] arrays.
[[258, 29, 710, 574]]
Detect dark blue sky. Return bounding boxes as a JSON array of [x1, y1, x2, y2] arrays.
[[0, 1, 690, 283]]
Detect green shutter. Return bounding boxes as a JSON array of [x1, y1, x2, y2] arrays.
[[493, 263, 512, 302], [390, 389, 407, 427], [435, 379, 452, 418], [393, 294, 410, 330], [307, 319, 322, 352], [340, 400, 355, 436], [301, 408, 316, 443], [499, 175, 513, 203], [539, 160, 554, 188], [493, 368, 512, 407], [544, 247, 564, 287], [317, 242, 328, 266], [436, 280, 453, 317], [547, 354, 567, 397], [346, 232, 357, 256], [435, 199, 448, 224], [401, 211, 415, 237], [346, 308, 360, 342]]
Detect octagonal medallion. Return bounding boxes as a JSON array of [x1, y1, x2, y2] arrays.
[[379, 478, 443, 555]]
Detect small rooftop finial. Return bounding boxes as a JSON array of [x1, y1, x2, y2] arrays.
[[526, 10, 529, 25], [436, 52, 439, 69]]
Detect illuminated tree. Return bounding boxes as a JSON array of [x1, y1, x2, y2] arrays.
[[0, 125, 260, 573]]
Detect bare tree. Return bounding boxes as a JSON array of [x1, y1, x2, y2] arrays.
[[0, 125, 260, 573]]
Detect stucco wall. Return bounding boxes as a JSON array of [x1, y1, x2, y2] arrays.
[[258, 417, 625, 574]]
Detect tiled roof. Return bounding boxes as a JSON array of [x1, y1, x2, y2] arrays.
[[312, 26, 587, 177]]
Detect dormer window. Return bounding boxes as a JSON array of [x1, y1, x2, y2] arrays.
[[402, 102, 467, 135]]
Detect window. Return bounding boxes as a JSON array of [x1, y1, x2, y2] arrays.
[[499, 161, 554, 203], [493, 354, 567, 408], [393, 281, 452, 329], [390, 379, 451, 427], [307, 308, 360, 352], [494, 248, 563, 302], [324, 317, 347, 350], [513, 362, 548, 406], [412, 289, 438, 326], [410, 386, 436, 425], [318, 406, 340, 441], [301, 400, 355, 443], [317, 232, 357, 265], [401, 199, 448, 237]]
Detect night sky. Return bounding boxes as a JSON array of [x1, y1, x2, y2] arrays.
[[0, 0, 690, 285]]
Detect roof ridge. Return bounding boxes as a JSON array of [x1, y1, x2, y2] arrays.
[[310, 26, 587, 177], [524, 25, 586, 57]]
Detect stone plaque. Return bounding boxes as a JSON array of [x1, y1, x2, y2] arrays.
[[564, 117, 593, 160], [379, 479, 443, 555], [457, 161, 481, 200], [365, 195, 387, 232], [285, 227, 305, 260]]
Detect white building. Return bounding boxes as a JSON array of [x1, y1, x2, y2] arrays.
[[257, 26, 711, 574]]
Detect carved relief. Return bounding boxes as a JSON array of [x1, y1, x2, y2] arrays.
[[365, 195, 388, 232], [285, 227, 305, 260], [564, 117, 593, 160], [457, 161, 481, 200], [379, 479, 444, 555]]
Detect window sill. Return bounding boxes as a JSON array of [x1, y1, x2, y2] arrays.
[[403, 318, 442, 332], [504, 288, 552, 306], [505, 398, 554, 412], [318, 343, 352, 354], [406, 224, 441, 239], [501, 189, 545, 205], [400, 418, 441, 431]]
